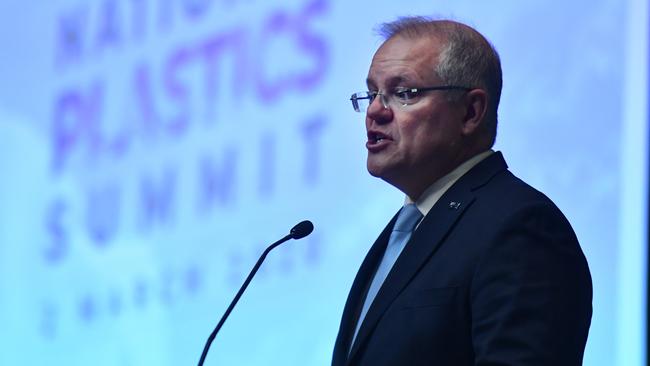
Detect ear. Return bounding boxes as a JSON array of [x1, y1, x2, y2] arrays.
[[460, 88, 489, 136]]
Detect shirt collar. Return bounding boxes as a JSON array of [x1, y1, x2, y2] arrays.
[[405, 150, 494, 217]]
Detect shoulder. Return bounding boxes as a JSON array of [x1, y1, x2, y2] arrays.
[[449, 167, 584, 269], [471, 168, 570, 227]]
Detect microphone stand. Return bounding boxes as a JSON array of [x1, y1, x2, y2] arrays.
[[197, 221, 313, 366]]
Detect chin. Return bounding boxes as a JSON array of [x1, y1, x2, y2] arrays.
[[366, 161, 386, 178], [367, 162, 400, 184], [367, 168, 382, 179]]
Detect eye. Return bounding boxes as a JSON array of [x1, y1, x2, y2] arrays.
[[367, 91, 379, 103], [393, 88, 419, 102]]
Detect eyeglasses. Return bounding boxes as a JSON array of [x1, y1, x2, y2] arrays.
[[349, 86, 471, 113]]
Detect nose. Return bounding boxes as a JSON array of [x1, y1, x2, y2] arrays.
[[366, 93, 393, 124]]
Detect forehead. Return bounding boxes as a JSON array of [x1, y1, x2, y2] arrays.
[[367, 35, 443, 87]]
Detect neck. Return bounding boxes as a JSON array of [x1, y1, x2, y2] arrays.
[[398, 148, 491, 200]]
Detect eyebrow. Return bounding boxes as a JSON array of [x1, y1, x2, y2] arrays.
[[366, 75, 415, 89]]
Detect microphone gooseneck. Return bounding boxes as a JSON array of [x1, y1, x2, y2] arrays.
[[197, 220, 314, 366]]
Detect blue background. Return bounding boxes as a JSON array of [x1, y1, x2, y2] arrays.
[[0, 0, 647, 365]]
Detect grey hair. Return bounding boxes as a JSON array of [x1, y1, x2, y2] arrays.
[[377, 17, 502, 146]]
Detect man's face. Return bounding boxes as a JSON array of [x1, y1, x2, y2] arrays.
[[365, 35, 465, 198]]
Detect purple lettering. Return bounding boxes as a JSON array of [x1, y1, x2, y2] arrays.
[[85, 182, 121, 246], [254, 11, 293, 103], [300, 115, 327, 185], [197, 148, 238, 213], [95, 0, 123, 54], [258, 132, 275, 197], [185, 264, 201, 294], [133, 63, 162, 139], [139, 166, 176, 231], [43, 198, 68, 264], [133, 279, 148, 307], [51, 90, 84, 174], [51, 81, 104, 175], [294, 0, 330, 90], [200, 28, 248, 121], [157, 0, 175, 32], [160, 269, 174, 304], [254, 0, 330, 102], [181, 0, 213, 20], [130, 0, 148, 40], [78, 294, 97, 323], [55, 6, 88, 69], [164, 47, 193, 135]]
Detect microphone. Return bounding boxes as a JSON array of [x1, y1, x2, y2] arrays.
[[197, 220, 314, 366], [290, 220, 314, 239]]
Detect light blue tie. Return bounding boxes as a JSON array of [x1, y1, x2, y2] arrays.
[[350, 204, 423, 349]]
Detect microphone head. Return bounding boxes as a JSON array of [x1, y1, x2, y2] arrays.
[[290, 220, 314, 239]]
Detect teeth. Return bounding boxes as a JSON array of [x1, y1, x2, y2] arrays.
[[369, 133, 387, 143]]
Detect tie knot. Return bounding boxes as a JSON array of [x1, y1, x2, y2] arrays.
[[393, 204, 423, 232]]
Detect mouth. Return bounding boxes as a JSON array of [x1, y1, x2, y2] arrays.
[[366, 131, 392, 151], [367, 130, 391, 143]]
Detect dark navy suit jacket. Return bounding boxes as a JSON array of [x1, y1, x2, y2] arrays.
[[332, 152, 592, 366]]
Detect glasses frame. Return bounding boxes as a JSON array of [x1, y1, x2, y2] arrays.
[[350, 85, 471, 112]]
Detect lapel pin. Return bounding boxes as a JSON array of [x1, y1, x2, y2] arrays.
[[449, 201, 461, 209]]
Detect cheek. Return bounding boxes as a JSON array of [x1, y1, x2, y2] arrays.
[[412, 119, 441, 143], [410, 120, 456, 157]]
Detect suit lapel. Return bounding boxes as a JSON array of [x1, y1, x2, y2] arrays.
[[347, 191, 476, 363], [332, 214, 398, 366], [345, 152, 509, 364]]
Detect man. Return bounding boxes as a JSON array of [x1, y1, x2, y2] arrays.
[[332, 17, 592, 366]]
